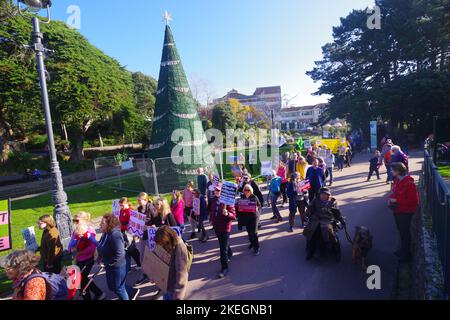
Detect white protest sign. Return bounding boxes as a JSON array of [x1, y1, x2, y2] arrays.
[[261, 160, 273, 176], [128, 210, 147, 238], [193, 198, 200, 216], [304, 140, 312, 149], [22, 226, 38, 252], [121, 159, 133, 170], [219, 181, 237, 206], [249, 153, 257, 165], [112, 199, 120, 218]]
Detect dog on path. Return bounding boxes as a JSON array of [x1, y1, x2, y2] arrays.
[[352, 226, 373, 270]]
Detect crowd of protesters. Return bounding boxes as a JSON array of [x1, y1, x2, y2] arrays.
[[2, 136, 419, 301]]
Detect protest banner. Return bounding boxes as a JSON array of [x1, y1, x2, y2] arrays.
[[128, 210, 147, 238], [22, 226, 38, 252], [0, 199, 12, 252], [142, 246, 170, 293], [219, 181, 237, 206], [112, 199, 120, 218], [237, 198, 257, 213], [148, 226, 182, 252], [260, 160, 273, 176], [193, 198, 200, 216]]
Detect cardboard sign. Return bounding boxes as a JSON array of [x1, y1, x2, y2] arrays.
[[148, 226, 182, 252], [142, 246, 170, 294], [128, 210, 147, 238], [260, 161, 273, 176], [0, 199, 12, 252], [237, 199, 257, 213], [219, 181, 238, 206], [193, 198, 200, 216], [22, 226, 38, 252], [112, 200, 120, 218], [297, 179, 311, 193]]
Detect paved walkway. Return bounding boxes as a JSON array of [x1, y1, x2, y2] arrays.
[[67, 150, 421, 300]]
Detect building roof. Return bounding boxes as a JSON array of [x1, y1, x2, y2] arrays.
[[281, 103, 327, 113], [253, 86, 281, 96]]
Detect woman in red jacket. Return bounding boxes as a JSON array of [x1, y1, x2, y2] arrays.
[[119, 197, 141, 272], [388, 162, 419, 262], [209, 184, 236, 279]]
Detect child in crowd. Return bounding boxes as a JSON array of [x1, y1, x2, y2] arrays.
[[367, 150, 382, 181]]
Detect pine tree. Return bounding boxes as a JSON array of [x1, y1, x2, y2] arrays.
[[147, 23, 215, 193]]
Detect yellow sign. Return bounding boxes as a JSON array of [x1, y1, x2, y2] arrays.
[[314, 139, 349, 154]]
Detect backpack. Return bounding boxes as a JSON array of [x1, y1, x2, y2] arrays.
[[269, 177, 281, 194], [21, 272, 68, 300], [184, 241, 194, 273]]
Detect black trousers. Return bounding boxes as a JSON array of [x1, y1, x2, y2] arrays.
[[43, 254, 62, 274], [306, 226, 322, 256], [368, 168, 380, 180], [77, 258, 103, 300], [289, 200, 307, 227], [280, 182, 288, 204], [243, 216, 259, 250], [308, 187, 319, 203], [127, 241, 141, 267], [394, 213, 414, 257]]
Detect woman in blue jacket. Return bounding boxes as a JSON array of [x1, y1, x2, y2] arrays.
[[306, 158, 326, 202]]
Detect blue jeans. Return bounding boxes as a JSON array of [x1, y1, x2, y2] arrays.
[[337, 156, 345, 170], [386, 163, 393, 182], [271, 193, 281, 219], [326, 167, 333, 184], [105, 263, 129, 300], [163, 292, 173, 300], [215, 232, 232, 270]]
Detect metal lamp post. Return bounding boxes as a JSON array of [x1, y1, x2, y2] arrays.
[[18, 0, 73, 248]]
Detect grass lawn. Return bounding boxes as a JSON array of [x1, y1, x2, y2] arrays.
[[438, 165, 450, 177], [0, 144, 302, 295]]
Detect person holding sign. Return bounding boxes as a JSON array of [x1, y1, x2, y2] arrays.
[[286, 173, 308, 232], [68, 212, 105, 300], [154, 226, 189, 300], [37, 215, 63, 274], [97, 214, 139, 300], [209, 185, 236, 279], [119, 197, 142, 272], [236, 185, 262, 256]]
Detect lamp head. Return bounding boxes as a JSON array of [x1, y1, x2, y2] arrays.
[[19, 0, 52, 11]]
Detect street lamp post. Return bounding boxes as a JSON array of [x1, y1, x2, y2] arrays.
[[18, 0, 73, 248]]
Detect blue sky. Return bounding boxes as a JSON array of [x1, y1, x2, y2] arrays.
[[47, 0, 375, 106]]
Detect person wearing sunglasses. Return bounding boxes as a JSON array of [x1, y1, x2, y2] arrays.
[[68, 212, 105, 300], [236, 185, 262, 256]]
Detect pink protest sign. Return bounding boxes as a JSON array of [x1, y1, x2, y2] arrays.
[[0, 199, 12, 252], [237, 199, 257, 213]]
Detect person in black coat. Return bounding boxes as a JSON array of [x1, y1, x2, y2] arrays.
[[238, 173, 264, 229], [236, 185, 262, 256]]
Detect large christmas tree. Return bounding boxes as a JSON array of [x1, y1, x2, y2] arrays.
[[146, 16, 215, 193]]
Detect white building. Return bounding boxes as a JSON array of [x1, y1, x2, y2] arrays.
[[280, 104, 327, 131]]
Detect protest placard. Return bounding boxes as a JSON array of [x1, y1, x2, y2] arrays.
[[128, 210, 147, 238], [193, 198, 200, 216], [142, 246, 170, 293], [297, 179, 311, 193], [249, 153, 257, 165], [237, 199, 257, 213], [112, 199, 120, 218], [219, 181, 237, 206], [0, 199, 12, 252], [260, 160, 273, 176], [213, 174, 220, 187], [147, 226, 182, 252], [22, 226, 38, 252]]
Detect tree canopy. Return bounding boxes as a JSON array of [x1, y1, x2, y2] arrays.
[[0, 2, 157, 161], [307, 0, 450, 139]]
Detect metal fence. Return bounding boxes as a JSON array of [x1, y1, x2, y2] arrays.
[[423, 150, 450, 295], [93, 147, 270, 196]]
